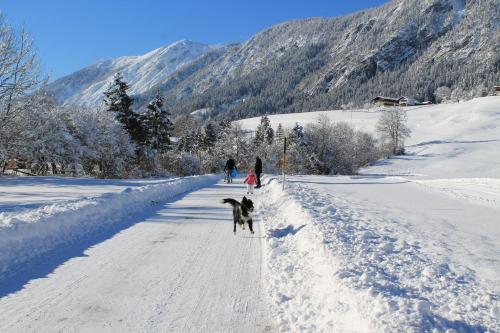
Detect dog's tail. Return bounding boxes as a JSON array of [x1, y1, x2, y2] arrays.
[[221, 198, 239, 207]]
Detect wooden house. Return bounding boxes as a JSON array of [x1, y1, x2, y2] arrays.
[[372, 96, 399, 107]]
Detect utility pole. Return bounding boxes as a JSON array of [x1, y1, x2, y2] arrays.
[[282, 137, 287, 190]]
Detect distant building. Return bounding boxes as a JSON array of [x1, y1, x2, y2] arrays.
[[398, 96, 420, 106], [372, 96, 399, 107], [372, 95, 425, 107], [495, 85, 500, 95]]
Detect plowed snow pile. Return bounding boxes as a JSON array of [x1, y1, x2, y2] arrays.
[[257, 177, 499, 332]]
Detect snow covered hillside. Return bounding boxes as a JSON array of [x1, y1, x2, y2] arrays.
[[239, 96, 500, 179], [48, 40, 220, 108], [47, 0, 499, 118]]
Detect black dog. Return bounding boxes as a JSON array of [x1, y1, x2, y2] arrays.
[[221, 197, 255, 234]]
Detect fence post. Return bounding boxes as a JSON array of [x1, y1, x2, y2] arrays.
[[282, 137, 287, 190]]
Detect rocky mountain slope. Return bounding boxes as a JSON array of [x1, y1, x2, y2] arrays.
[[49, 0, 499, 118]]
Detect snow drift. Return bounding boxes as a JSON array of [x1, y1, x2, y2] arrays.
[[0, 175, 219, 279], [257, 177, 499, 332]]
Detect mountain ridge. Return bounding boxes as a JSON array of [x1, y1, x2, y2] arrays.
[[49, 0, 499, 117], [49, 40, 220, 108]]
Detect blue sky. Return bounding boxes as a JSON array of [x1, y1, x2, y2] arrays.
[[0, 0, 390, 80]]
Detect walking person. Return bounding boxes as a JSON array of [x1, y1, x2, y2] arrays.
[[244, 169, 257, 194], [224, 158, 237, 183], [254, 156, 262, 188]]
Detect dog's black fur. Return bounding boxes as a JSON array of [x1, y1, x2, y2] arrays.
[[221, 197, 255, 234]]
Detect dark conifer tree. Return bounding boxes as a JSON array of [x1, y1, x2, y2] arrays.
[[103, 73, 143, 145], [275, 123, 285, 144], [254, 116, 272, 147], [265, 126, 274, 145], [203, 122, 217, 151], [142, 91, 173, 151]]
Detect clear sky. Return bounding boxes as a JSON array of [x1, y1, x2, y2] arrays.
[[0, 0, 390, 80]]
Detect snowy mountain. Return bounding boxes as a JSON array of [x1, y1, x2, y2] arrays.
[[48, 40, 221, 108], [168, 0, 498, 117], [50, 0, 499, 117]]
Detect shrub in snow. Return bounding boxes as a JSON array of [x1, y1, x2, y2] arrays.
[[72, 108, 136, 178], [160, 151, 201, 176]]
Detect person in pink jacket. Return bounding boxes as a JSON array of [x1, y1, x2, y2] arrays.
[[244, 169, 258, 194]]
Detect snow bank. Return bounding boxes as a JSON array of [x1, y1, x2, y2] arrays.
[[257, 177, 499, 332], [257, 178, 373, 332], [0, 175, 219, 279]]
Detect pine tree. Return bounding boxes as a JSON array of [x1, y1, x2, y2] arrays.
[[192, 127, 204, 155], [141, 91, 172, 151], [265, 125, 274, 145], [254, 116, 272, 147], [275, 123, 285, 144], [203, 122, 217, 151], [103, 73, 143, 145], [290, 123, 305, 145]]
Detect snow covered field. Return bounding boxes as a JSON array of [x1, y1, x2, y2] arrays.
[[239, 96, 500, 179], [0, 176, 181, 213], [0, 97, 499, 332], [0, 175, 219, 283]]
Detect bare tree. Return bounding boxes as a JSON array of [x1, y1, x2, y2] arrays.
[[376, 107, 411, 156], [0, 15, 41, 171]]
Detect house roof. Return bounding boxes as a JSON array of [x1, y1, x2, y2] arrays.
[[372, 96, 399, 102]]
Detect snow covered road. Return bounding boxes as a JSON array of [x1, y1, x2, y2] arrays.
[[0, 181, 272, 332]]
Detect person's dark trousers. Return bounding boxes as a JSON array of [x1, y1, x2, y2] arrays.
[[256, 172, 261, 188]]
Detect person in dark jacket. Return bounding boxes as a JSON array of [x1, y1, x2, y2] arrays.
[[224, 158, 237, 183], [254, 156, 262, 188]]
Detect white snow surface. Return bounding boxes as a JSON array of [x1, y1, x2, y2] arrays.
[[257, 176, 499, 332], [0, 175, 220, 281], [0, 176, 182, 214], [246, 97, 500, 332], [1, 97, 499, 332], [0, 179, 273, 332], [239, 96, 500, 179]]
